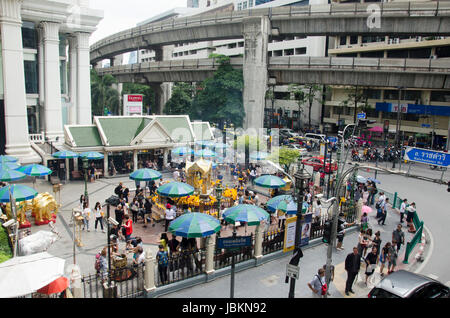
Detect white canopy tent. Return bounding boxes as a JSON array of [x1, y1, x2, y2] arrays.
[[0, 252, 65, 298]]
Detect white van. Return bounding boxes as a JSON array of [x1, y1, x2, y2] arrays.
[[304, 133, 327, 144]]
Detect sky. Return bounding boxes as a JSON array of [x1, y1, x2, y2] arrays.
[[89, 0, 187, 45]]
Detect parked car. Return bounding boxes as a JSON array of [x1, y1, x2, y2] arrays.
[[304, 133, 327, 144], [286, 144, 308, 156], [368, 270, 450, 298], [280, 128, 301, 138], [302, 156, 338, 173]]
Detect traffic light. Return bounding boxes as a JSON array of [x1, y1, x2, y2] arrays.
[[322, 221, 332, 243]]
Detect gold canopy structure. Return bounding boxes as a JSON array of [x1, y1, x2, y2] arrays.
[[186, 158, 213, 195]]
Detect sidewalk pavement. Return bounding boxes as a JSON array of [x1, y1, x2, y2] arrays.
[[13, 170, 426, 298]]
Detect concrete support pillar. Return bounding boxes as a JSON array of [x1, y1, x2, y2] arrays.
[[446, 118, 450, 151], [133, 149, 138, 172], [150, 83, 164, 114], [163, 148, 169, 168], [103, 153, 108, 176], [153, 47, 163, 62], [254, 223, 263, 262], [75, 32, 92, 125], [205, 234, 215, 276], [144, 249, 156, 294], [242, 17, 270, 130], [40, 21, 64, 140], [0, 0, 38, 163], [65, 158, 70, 182], [68, 36, 78, 125]]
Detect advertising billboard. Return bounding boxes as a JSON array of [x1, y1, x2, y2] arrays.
[[123, 94, 143, 116]]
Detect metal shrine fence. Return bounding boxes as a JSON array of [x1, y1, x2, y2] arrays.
[[81, 263, 146, 298], [79, 203, 358, 298], [155, 248, 207, 287]]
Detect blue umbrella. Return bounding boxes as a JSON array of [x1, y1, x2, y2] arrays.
[[168, 212, 220, 238], [0, 184, 38, 203], [80, 151, 104, 160], [0, 162, 21, 171], [367, 177, 381, 184], [172, 147, 194, 156], [249, 151, 269, 161], [266, 195, 309, 215], [195, 140, 215, 147], [254, 175, 286, 189], [129, 168, 162, 181], [0, 169, 26, 182], [53, 150, 79, 159], [17, 164, 52, 177], [223, 204, 269, 226], [195, 149, 217, 158], [0, 155, 18, 163]]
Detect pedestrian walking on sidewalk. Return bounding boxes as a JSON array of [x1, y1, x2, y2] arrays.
[[379, 242, 392, 277], [388, 242, 398, 274], [406, 203, 417, 233], [377, 197, 389, 225], [94, 202, 105, 232], [344, 247, 361, 296], [156, 244, 169, 284], [392, 224, 405, 253], [307, 268, 327, 298], [82, 202, 91, 232], [399, 199, 408, 223], [372, 231, 382, 264], [130, 197, 140, 223], [364, 247, 378, 285]]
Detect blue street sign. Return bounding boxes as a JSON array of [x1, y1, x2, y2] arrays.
[[357, 112, 366, 120], [217, 236, 252, 249], [421, 124, 431, 128], [404, 147, 450, 167]]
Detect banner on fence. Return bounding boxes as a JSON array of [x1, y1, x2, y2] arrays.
[[300, 213, 313, 247], [283, 216, 297, 253]]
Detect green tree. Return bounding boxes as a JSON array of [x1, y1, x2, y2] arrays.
[[288, 84, 322, 131], [267, 147, 301, 172], [90, 69, 120, 116], [122, 82, 155, 115], [164, 82, 194, 115], [191, 54, 244, 128]]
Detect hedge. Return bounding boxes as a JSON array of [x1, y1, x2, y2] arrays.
[[0, 227, 13, 263]]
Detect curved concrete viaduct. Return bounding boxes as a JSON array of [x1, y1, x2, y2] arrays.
[[97, 56, 450, 89], [90, 1, 450, 64]]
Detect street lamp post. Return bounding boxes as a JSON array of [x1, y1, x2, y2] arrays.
[[393, 86, 404, 169], [288, 157, 311, 298], [82, 157, 89, 203], [215, 184, 223, 220]]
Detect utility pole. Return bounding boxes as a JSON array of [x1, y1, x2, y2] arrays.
[[393, 87, 403, 169]]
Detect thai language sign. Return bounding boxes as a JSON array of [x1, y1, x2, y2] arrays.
[[404, 147, 449, 167]]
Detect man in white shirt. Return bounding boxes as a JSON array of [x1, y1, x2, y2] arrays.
[[164, 204, 176, 232], [399, 198, 407, 224], [173, 169, 180, 182]]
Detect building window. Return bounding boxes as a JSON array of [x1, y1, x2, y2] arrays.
[[384, 90, 399, 100], [59, 34, 67, 57], [60, 60, 67, 95], [249, 0, 254, 7], [273, 50, 283, 57], [403, 90, 421, 101], [243, 1, 248, 9], [274, 92, 290, 100], [430, 91, 450, 102], [340, 36, 346, 46], [24, 60, 38, 94], [284, 49, 294, 56], [238, 2, 242, 10], [295, 47, 307, 55], [350, 36, 358, 45], [22, 21, 37, 49]]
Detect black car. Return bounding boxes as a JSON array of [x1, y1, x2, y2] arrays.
[[368, 270, 449, 298]]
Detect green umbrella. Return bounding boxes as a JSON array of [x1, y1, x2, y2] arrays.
[[254, 175, 286, 189], [222, 204, 269, 226], [0, 169, 27, 182], [0, 184, 38, 203], [17, 164, 52, 177], [157, 182, 195, 198], [79, 151, 104, 160], [168, 212, 221, 238], [0, 162, 21, 171], [129, 168, 162, 181], [52, 150, 79, 159], [0, 155, 18, 163]]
